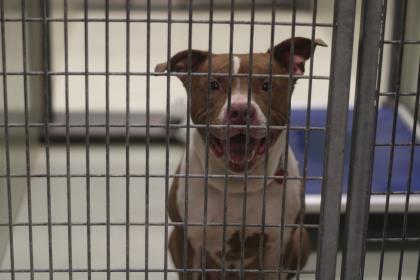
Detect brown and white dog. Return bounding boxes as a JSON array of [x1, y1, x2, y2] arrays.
[[155, 37, 326, 280]]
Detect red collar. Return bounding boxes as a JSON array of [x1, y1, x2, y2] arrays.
[[274, 168, 287, 184]]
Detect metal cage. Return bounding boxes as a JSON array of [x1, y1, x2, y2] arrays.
[[0, 0, 419, 279]]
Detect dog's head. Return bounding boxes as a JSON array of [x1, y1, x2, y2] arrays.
[[155, 37, 326, 172]]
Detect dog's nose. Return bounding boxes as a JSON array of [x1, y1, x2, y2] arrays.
[[229, 103, 256, 124]]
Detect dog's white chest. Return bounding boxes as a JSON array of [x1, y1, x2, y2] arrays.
[[177, 173, 301, 240], [173, 130, 302, 275], [175, 145, 302, 270]]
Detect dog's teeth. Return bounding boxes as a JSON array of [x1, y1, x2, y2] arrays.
[[248, 149, 256, 160]]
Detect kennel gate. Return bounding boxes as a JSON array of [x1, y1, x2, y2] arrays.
[[0, 0, 419, 279]]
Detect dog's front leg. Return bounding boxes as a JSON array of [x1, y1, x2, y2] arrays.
[[258, 241, 286, 280], [169, 226, 204, 280], [190, 237, 204, 280]]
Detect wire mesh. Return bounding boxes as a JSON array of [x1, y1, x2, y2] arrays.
[[0, 0, 419, 280], [362, 0, 420, 279]]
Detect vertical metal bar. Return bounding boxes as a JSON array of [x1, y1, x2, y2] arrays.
[[417, 212, 420, 280], [125, 0, 131, 280], [201, 0, 214, 279], [258, 0, 277, 278], [20, 0, 35, 278], [278, 0, 297, 277], [316, 0, 356, 279], [105, 0, 111, 279], [221, 1, 235, 279], [372, 0, 388, 208], [0, 1, 15, 279], [83, 1, 92, 279], [183, 0, 193, 278], [370, 4, 388, 276], [385, 1, 405, 94], [240, 0, 256, 278], [41, 0, 54, 279], [397, 62, 420, 279], [63, 0, 73, 278], [378, 1, 408, 278], [297, 1, 319, 278], [145, 0, 151, 278], [340, 1, 383, 279], [163, 0, 172, 279]]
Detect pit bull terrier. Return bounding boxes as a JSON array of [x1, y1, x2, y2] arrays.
[[155, 37, 326, 280]]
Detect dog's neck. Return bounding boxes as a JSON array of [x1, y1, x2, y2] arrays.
[[189, 129, 287, 193]]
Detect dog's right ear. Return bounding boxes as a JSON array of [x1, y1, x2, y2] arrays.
[[155, 49, 208, 83], [268, 37, 327, 76]]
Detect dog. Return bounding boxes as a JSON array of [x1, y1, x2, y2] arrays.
[[155, 37, 326, 280]]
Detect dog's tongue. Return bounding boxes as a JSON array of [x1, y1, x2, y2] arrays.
[[228, 134, 257, 163]]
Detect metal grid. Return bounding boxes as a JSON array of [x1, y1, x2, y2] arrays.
[[0, 0, 418, 280], [369, 0, 419, 279], [342, 0, 420, 279]]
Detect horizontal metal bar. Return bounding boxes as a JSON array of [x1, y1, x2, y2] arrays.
[[379, 91, 418, 97], [0, 71, 330, 79], [367, 237, 420, 242], [0, 268, 316, 274], [371, 191, 420, 195], [0, 222, 319, 229], [0, 123, 326, 130], [375, 143, 420, 146], [0, 17, 334, 27], [0, 173, 323, 180], [383, 39, 420, 45]]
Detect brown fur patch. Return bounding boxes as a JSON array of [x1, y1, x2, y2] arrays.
[[215, 231, 268, 262], [169, 226, 196, 280], [168, 165, 197, 279], [283, 227, 311, 279]]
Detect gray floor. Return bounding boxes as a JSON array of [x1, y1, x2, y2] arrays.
[[0, 143, 418, 280]]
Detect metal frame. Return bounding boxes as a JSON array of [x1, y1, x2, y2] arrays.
[[341, 1, 383, 278], [0, 0, 419, 279], [316, 0, 356, 279]]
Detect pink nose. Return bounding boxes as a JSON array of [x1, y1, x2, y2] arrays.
[[229, 103, 256, 124]]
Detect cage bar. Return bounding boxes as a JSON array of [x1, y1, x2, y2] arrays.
[[0, 0, 15, 279], [0, 0, 419, 279], [340, 0, 383, 279], [378, 0, 409, 278], [163, 0, 173, 279], [145, 0, 151, 279], [83, 1, 92, 279], [125, 1, 131, 280], [316, 0, 356, 279]]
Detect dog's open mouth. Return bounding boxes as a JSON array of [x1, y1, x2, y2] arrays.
[[210, 133, 271, 172]]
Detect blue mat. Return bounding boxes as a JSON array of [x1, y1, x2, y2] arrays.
[[288, 107, 420, 194]]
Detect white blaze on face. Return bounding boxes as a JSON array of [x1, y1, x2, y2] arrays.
[[217, 56, 267, 124], [233, 56, 241, 77]]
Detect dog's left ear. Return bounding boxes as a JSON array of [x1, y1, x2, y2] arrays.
[[268, 37, 327, 75]]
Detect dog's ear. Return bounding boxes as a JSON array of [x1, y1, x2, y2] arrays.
[[155, 49, 208, 83], [268, 37, 327, 75]]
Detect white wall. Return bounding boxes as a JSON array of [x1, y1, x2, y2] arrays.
[[49, 0, 339, 118]]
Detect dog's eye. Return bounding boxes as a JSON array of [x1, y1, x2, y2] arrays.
[[262, 81, 270, 92], [210, 80, 220, 91]]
